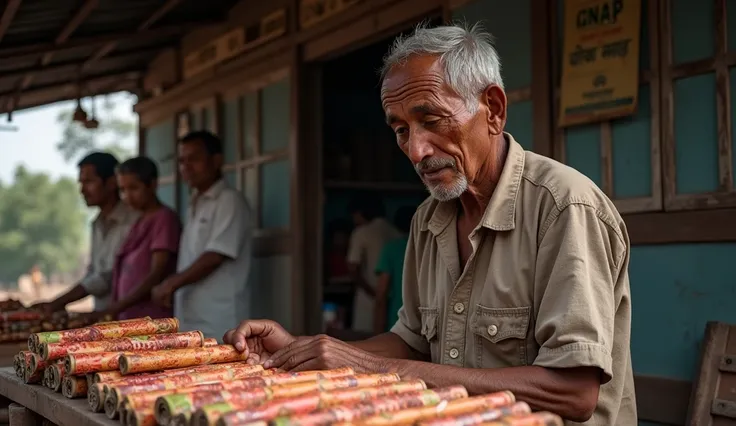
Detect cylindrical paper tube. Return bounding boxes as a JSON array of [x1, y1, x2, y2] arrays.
[[418, 402, 531, 426], [66, 351, 129, 375], [89, 382, 108, 412], [29, 317, 178, 349], [343, 391, 515, 426], [2, 311, 43, 321], [127, 408, 156, 426], [171, 412, 191, 426], [62, 375, 89, 398], [106, 361, 256, 388], [200, 374, 405, 426], [158, 375, 410, 426], [17, 351, 33, 379], [204, 338, 218, 347], [95, 316, 151, 326], [476, 412, 564, 426], [272, 386, 468, 426], [26, 317, 152, 353], [118, 345, 250, 374], [30, 352, 45, 374], [43, 330, 204, 361], [95, 370, 124, 384], [106, 364, 266, 414], [49, 362, 67, 392]]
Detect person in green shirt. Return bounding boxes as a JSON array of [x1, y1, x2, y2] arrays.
[[374, 205, 416, 334]]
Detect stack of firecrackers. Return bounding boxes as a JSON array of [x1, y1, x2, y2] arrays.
[[11, 316, 564, 426], [0, 299, 110, 343]]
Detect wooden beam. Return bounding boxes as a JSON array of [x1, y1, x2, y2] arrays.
[[0, 0, 21, 44], [625, 208, 736, 245], [0, 22, 212, 60], [83, 0, 182, 71], [531, 0, 552, 158]]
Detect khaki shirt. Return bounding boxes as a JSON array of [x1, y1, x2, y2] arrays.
[[391, 134, 636, 425], [80, 202, 140, 310]]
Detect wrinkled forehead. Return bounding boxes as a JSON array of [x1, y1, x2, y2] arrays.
[[380, 55, 446, 102]]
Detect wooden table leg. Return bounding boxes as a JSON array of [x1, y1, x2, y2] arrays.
[[8, 404, 40, 426]]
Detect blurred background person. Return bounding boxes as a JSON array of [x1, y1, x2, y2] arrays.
[[96, 156, 181, 320]]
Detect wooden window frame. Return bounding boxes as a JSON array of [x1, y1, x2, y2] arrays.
[[660, 0, 736, 211], [222, 67, 292, 237], [550, 0, 663, 214]]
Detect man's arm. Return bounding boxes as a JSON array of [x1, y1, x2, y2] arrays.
[[44, 284, 89, 312], [169, 193, 249, 290], [351, 331, 427, 360], [106, 251, 174, 316]]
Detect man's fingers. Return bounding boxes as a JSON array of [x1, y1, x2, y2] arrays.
[[264, 337, 319, 369], [289, 357, 322, 373], [229, 320, 275, 352]]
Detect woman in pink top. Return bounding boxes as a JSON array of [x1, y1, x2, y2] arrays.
[[104, 156, 181, 320]]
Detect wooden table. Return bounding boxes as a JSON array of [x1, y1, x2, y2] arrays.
[[0, 367, 116, 426]]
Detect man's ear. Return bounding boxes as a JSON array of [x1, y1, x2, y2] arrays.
[[481, 85, 507, 136]]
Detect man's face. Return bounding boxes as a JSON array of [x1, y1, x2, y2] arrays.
[[381, 55, 507, 201], [78, 164, 111, 207], [117, 172, 155, 211], [178, 139, 222, 189]]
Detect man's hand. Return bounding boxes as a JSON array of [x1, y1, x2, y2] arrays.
[[223, 320, 298, 364], [264, 334, 386, 374], [30, 302, 55, 317], [151, 276, 180, 308]]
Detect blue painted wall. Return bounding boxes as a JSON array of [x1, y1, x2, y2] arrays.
[[143, 119, 176, 209]]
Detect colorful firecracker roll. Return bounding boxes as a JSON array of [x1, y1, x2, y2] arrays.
[[89, 382, 108, 412], [118, 345, 251, 375], [23, 353, 47, 384], [417, 402, 532, 426], [107, 362, 266, 390], [95, 316, 151, 326], [42, 330, 205, 361], [15, 351, 34, 378], [62, 375, 89, 399], [94, 370, 124, 384], [30, 351, 45, 374], [65, 351, 130, 375], [196, 374, 404, 426], [271, 385, 469, 426], [156, 375, 411, 426], [475, 412, 564, 426], [47, 361, 67, 392], [1, 310, 43, 322], [28, 317, 178, 353], [126, 408, 156, 426], [105, 363, 266, 415], [204, 338, 218, 347], [342, 391, 517, 426]]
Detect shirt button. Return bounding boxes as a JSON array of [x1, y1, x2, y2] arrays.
[[487, 324, 498, 336], [453, 303, 465, 314], [449, 348, 459, 359]]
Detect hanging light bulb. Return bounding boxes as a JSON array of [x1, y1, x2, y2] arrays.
[[84, 96, 99, 129], [73, 97, 87, 123]]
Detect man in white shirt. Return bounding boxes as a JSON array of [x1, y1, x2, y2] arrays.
[[346, 196, 401, 333], [33, 152, 139, 313], [152, 131, 253, 341]]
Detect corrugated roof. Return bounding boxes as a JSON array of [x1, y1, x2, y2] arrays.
[[0, 0, 238, 113]]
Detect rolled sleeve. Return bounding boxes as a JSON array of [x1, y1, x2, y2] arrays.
[[533, 204, 626, 383], [389, 216, 429, 355], [204, 193, 248, 259]]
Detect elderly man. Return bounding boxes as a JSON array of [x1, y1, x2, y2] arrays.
[[224, 23, 635, 425]]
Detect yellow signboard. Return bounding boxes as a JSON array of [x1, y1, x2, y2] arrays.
[[559, 0, 641, 127]]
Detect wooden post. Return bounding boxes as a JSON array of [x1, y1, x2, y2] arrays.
[[8, 404, 40, 426]]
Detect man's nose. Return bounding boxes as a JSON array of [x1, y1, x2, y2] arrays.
[[406, 128, 435, 165]]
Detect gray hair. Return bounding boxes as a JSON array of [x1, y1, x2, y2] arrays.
[[380, 22, 504, 113]]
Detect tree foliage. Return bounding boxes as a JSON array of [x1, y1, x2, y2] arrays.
[[55, 94, 136, 163], [0, 166, 87, 283]]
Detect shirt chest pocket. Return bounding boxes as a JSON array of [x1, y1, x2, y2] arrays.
[[419, 307, 441, 364], [471, 305, 531, 368]]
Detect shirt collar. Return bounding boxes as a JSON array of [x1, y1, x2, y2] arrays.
[[191, 178, 227, 203], [93, 201, 133, 227], [425, 132, 525, 234]]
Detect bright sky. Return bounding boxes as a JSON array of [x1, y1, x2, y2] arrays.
[[0, 92, 137, 184]]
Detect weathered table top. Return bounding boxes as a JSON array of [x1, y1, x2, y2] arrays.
[[0, 367, 117, 426]]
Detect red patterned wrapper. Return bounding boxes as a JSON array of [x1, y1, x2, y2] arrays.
[[95, 370, 124, 384], [204, 338, 218, 347], [107, 362, 266, 389], [16, 351, 34, 378], [62, 375, 88, 398], [158, 374, 407, 426], [1, 311, 43, 322], [418, 402, 531, 426], [272, 385, 468, 426], [42, 330, 204, 361], [476, 411, 564, 426], [29, 317, 179, 349], [106, 363, 266, 414], [341, 391, 516, 426], [49, 361, 67, 392], [119, 345, 250, 374], [65, 351, 130, 375]]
